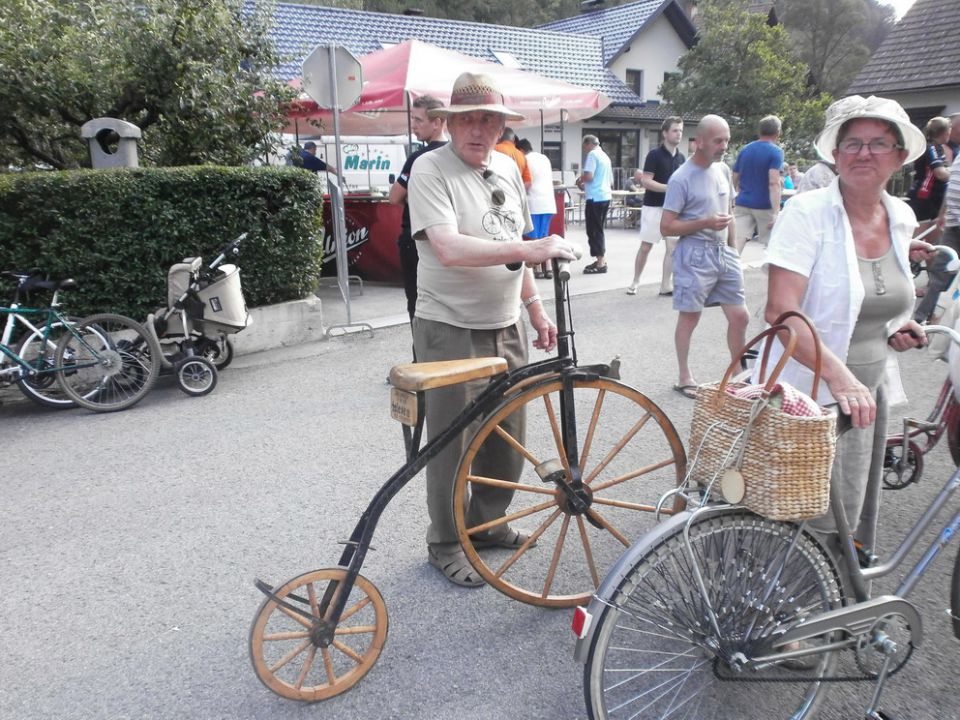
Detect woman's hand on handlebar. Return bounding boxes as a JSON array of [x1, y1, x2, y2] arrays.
[[829, 374, 877, 429], [888, 320, 927, 352]]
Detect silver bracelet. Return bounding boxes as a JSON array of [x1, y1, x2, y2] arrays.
[[522, 294, 541, 308]]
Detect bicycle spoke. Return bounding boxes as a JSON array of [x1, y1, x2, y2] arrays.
[[541, 514, 571, 598], [321, 647, 336, 685], [579, 388, 606, 473], [307, 581, 320, 617], [269, 638, 312, 673], [262, 630, 310, 642], [465, 497, 558, 537], [338, 596, 372, 622], [492, 424, 541, 465], [494, 508, 562, 578], [541, 391, 568, 469], [590, 496, 659, 512], [465, 474, 556, 496], [583, 413, 651, 485], [590, 456, 678, 493], [334, 625, 377, 636], [577, 515, 600, 588], [332, 639, 363, 664], [585, 507, 630, 547], [294, 646, 316, 690], [275, 602, 315, 629]]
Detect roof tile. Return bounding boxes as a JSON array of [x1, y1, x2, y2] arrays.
[[262, 2, 642, 105], [847, 0, 960, 95]]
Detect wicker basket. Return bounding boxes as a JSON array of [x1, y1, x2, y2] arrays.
[[688, 312, 837, 521]]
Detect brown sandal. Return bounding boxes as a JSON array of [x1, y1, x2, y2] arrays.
[[428, 545, 484, 587]]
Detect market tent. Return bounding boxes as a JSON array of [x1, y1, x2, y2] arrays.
[[284, 39, 610, 135]]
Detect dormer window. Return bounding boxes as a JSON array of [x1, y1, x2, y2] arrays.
[[490, 50, 523, 68], [625, 69, 643, 99]]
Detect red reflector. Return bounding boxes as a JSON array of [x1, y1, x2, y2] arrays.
[[572, 606, 592, 639]]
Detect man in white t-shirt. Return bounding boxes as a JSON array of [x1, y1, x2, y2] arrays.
[[407, 71, 577, 587]]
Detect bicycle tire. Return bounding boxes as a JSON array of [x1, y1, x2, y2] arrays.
[[583, 509, 842, 720], [15, 319, 81, 408], [54, 313, 161, 412], [952, 546, 960, 641], [249, 568, 388, 701], [882, 438, 923, 490], [946, 402, 960, 467], [453, 376, 686, 607]]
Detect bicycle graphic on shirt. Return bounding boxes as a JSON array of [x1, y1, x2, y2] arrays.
[[482, 207, 520, 237]]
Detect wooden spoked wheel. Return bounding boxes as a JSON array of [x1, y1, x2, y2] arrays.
[[453, 377, 686, 608], [249, 569, 388, 701]]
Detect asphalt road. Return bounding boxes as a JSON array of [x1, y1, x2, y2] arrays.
[[2, 267, 958, 720]]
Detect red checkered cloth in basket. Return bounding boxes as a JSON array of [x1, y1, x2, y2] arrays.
[[725, 382, 823, 417]]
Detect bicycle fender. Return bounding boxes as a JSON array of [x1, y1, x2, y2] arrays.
[[573, 508, 701, 663]]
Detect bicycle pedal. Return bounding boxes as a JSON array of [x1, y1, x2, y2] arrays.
[[337, 539, 375, 552], [906, 419, 937, 433]]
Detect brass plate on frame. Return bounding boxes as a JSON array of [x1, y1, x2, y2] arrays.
[[390, 387, 418, 426]]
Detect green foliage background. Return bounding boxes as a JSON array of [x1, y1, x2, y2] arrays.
[[0, 0, 295, 170], [0, 167, 324, 319]]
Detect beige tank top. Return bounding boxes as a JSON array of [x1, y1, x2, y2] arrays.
[[847, 247, 913, 366]]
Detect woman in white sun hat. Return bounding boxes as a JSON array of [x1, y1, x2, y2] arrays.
[[761, 95, 934, 554]]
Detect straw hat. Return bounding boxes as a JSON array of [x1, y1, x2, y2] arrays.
[[428, 72, 524, 120], [814, 95, 926, 165]]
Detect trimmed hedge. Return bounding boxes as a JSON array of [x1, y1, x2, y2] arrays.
[[0, 166, 324, 319]]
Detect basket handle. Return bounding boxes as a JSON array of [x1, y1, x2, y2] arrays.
[[718, 323, 798, 396], [758, 311, 824, 401]]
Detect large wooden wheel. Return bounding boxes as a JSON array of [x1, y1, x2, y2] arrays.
[[453, 377, 686, 607], [249, 569, 388, 701]]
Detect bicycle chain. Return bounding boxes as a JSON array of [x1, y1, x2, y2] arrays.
[[711, 654, 908, 683]]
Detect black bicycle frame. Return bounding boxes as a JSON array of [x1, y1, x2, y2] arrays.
[[255, 257, 614, 626]]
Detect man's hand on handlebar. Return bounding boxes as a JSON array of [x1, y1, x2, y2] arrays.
[[525, 235, 580, 265]]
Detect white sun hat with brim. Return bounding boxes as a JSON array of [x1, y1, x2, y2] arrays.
[[814, 95, 926, 166], [428, 71, 525, 121]]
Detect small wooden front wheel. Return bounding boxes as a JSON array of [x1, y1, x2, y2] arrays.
[[249, 568, 388, 702]]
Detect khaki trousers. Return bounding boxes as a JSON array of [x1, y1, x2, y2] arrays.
[[412, 317, 528, 547]]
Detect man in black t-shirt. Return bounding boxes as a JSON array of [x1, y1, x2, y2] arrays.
[[388, 95, 448, 321], [627, 116, 685, 296]]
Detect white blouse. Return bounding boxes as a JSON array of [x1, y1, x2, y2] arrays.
[[760, 177, 917, 404]]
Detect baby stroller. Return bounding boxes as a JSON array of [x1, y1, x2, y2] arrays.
[[146, 232, 251, 396]]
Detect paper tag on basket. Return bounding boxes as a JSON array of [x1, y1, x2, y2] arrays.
[[720, 468, 745, 504]]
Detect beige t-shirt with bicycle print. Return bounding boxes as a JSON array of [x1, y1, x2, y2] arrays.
[[408, 144, 533, 330]]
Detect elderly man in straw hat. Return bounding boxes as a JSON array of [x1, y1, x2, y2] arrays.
[[407, 71, 579, 586]]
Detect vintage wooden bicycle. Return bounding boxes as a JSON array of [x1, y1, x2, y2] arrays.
[[248, 256, 687, 701]]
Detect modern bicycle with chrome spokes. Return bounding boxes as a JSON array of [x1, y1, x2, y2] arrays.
[[575, 325, 960, 720], [0, 270, 162, 412], [249, 256, 687, 702]]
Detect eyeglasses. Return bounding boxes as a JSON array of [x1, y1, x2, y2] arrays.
[[837, 138, 903, 155], [482, 169, 506, 206]]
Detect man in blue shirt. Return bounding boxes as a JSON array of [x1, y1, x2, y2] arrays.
[[732, 115, 783, 253], [298, 141, 340, 176], [576, 135, 613, 273]]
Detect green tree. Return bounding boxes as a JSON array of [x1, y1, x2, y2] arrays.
[[0, 0, 296, 170], [777, 0, 896, 96], [660, 0, 831, 157]]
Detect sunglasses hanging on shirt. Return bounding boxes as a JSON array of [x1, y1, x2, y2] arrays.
[[483, 169, 521, 271]]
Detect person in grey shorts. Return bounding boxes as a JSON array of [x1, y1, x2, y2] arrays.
[[661, 115, 749, 399]]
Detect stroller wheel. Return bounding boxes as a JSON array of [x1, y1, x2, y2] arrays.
[[199, 336, 234, 370], [175, 356, 218, 397]]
